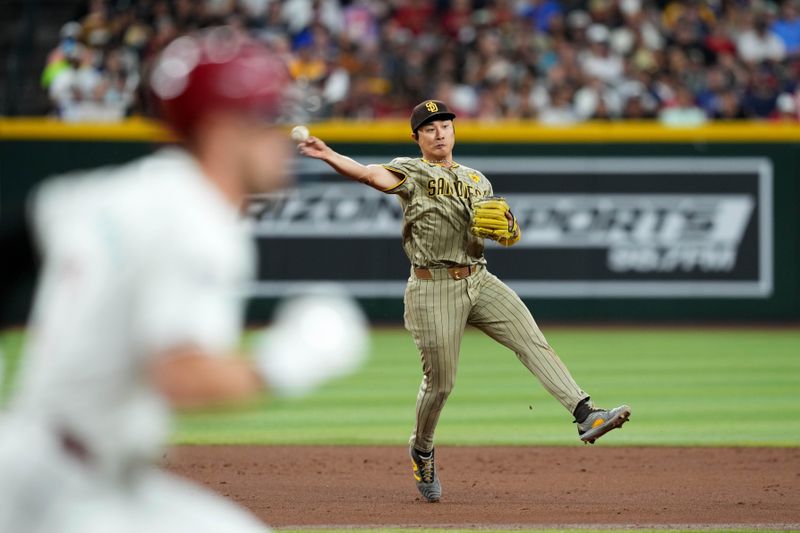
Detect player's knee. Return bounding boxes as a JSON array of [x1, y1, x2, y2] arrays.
[[427, 388, 451, 409], [429, 376, 455, 403]]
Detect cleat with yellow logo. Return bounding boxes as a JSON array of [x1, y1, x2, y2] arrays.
[[577, 405, 631, 444], [409, 446, 441, 502]]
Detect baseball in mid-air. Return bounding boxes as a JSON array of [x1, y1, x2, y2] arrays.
[[290, 125, 310, 143]]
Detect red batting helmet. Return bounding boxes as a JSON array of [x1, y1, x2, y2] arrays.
[[150, 27, 291, 136]]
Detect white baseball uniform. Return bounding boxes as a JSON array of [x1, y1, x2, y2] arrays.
[[0, 148, 267, 533]]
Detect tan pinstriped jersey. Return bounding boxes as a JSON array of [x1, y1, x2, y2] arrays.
[[382, 157, 493, 268]]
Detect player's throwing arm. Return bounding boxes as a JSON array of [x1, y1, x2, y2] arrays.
[[294, 127, 403, 191]]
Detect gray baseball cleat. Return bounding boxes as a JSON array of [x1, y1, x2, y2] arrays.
[[409, 446, 441, 502], [577, 404, 631, 444]]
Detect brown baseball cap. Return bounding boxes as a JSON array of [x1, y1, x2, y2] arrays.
[[410, 100, 456, 132]]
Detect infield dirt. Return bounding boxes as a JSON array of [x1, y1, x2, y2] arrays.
[[163, 445, 800, 529]]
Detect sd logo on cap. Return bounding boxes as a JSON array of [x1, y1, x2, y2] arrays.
[[411, 100, 456, 133]]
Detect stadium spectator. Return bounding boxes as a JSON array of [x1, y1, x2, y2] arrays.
[[658, 84, 708, 124], [712, 88, 749, 119], [620, 84, 658, 119], [537, 83, 581, 124], [342, 0, 381, 47], [704, 19, 738, 60], [696, 65, 733, 115], [48, 43, 119, 121], [737, 13, 787, 64], [771, 91, 800, 120], [771, 0, 800, 55], [283, 0, 344, 35], [289, 34, 328, 83], [661, 0, 716, 34], [41, 22, 83, 91], [580, 24, 625, 84], [743, 66, 782, 117], [391, 0, 435, 35], [443, 0, 474, 39], [520, 0, 563, 33]]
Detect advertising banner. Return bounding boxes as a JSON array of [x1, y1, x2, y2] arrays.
[[244, 157, 772, 298]]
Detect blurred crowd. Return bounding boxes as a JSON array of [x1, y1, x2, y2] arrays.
[[42, 0, 800, 123]]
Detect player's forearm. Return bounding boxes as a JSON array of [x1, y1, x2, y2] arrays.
[[150, 348, 264, 409], [301, 137, 398, 189], [319, 148, 400, 189], [320, 149, 374, 183]]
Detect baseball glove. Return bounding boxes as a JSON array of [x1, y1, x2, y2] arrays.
[[470, 196, 521, 247]]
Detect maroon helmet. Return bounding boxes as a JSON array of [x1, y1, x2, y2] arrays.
[[150, 27, 291, 136]]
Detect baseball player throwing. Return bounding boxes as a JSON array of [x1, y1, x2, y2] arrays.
[[298, 100, 631, 503], [0, 28, 366, 533]]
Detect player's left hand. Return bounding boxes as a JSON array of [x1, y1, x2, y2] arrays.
[[470, 196, 521, 246]]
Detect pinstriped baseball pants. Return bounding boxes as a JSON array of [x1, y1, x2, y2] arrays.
[[404, 266, 588, 453]]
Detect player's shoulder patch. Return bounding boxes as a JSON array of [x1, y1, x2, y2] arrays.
[[457, 164, 484, 180]]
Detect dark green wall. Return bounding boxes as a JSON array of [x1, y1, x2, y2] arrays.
[[2, 138, 798, 324], [1, 140, 158, 326]]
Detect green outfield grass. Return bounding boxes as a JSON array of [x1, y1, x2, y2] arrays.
[[2, 326, 798, 446]]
